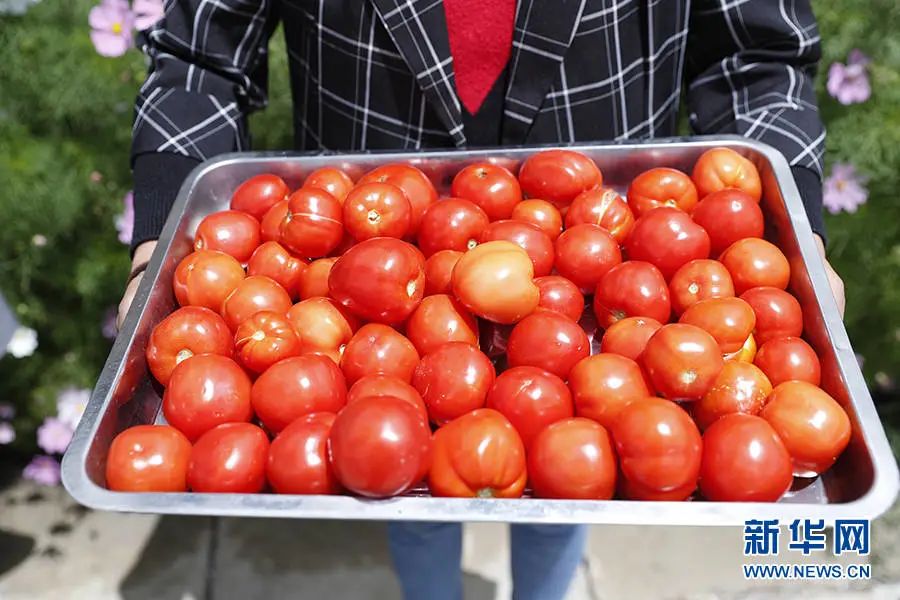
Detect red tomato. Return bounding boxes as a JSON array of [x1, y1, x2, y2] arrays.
[[679, 297, 756, 354], [230, 174, 290, 220], [533, 275, 584, 321], [345, 375, 428, 423], [719, 238, 790, 294], [599, 316, 662, 361], [424, 249, 463, 296], [234, 311, 303, 374], [692, 361, 773, 430], [691, 147, 762, 202], [413, 342, 496, 425], [451, 241, 540, 324], [405, 294, 478, 356], [247, 241, 306, 299], [593, 261, 670, 328], [626, 167, 699, 217], [480, 220, 554, 277], [511, 199, 563, 240], [528, 418, 617, 500], [451, 163, 522, 220], [485, 366, 573, 449], [625, 207, 710, 280], [760, 381, 851, 477], [163, 354, 253, 441], [287, 297, 358, 355], [506, 311, 590, 379], [106, 425, 192, 492], [358, 164, 438, 236], [341, 323, 420, 384], [699, 414, 792, 502], [297, 257, 337, 300], [187, 422, 269, 493], [174, 250, 245, 312], [691, 189, 765, 255], [726, 331, 758, 363], [280, 187, 344, 258], [221, 275, 292, 331], [267, 412, 340, 495], [569, 354, 651, 429], [518, 150, 602, 208], [740, 286, 803, 345], [329, 237, 425, 324], [260, 199, 289, 243], [668, 259, 735, 316], [641, 323, 724, 401], [611, 398, 702, 501], [304, 167, 354, 203], [554, 224, 622, 293], [564, 187, 635, 244], [194, 210, 261, 263], [754, 336, 821, 386], [429, 408, 527, 498], [328, 395, 432, 497], [417, 198, 489, 257], [146, 306, 234, 386], [342, 182, 411, 241]]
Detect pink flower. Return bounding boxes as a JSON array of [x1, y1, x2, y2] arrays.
[[0, 423, 15, 445], [23, 456, 61, 486], [115, 190, 134, 245], [89, 0, 135, 58], [133, 0, 165, 31], [36, 417, 73, 454], [823, 163, 868, 214], [827, 49, 871, 105], [57, 387, 91, 431]]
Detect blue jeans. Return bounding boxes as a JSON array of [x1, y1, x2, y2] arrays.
[[387, 522, 588, 600]]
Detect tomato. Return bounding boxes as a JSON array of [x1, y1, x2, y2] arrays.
[[230, 174, 290, 220], [699, 414, 792, 502], [719, 238, 790, 294], [611, 398, 701, 501], [286, 297, 358, 355], [451, 240, 540, 324], [679, 297, 756, 354], [234, 311, 303, 374], [328, 395, 432, 497], [329, 237, 425, 324], [345, 375, 428, 422], [480, 220, 554, 277], [554, 224, 622, 293], [692, 361, 772, 430], [506, 311, 590, 380], [599, 316, 662, 362], [247, 241, 306, 299], [267, 412, 340, 495], [668, 259, 735, 316], [725, 331, 757, 363], [405, 294, 478, 356], [533, 275, 584, 321], [485, 366, 573, 449], [739, 287, 803, 345], [691, 189, 764, 255], [564, 187, 635, 244], [511, 199, 563, 240], [194, 210, 261, 263], [260, 199, 289, 243], [187, 422, 269, 493], [417, 198, 489, 257], [146, 306, 234, 386], [593, 261, 670, 328], [163, 354, 253, 441], [569, 354, 651, 429], [624, 207, 710, 280], [298, 257, 337, 300], [221, 275, 292, 331], [342, 182, 411, 241], [174, 250, 245, 312], [760, 381, 851, 477], [304, 167, 354, 203], [280, 187, 344, 258], [429, 408, 526, 498], [691, 147, 762, 202], [412, 342, 496, 425], [424, 249, 463, 296], [528, 418, 617, 500], [626, 167, 699, 217], [358, 164, 438, 236], [451, 162, 522, 221], [641, 323, 724, 401], [341, 323, 420, 384], [106, 425, 192, 492], [754, 336, 821, 386], [518, 150, 602, 208]]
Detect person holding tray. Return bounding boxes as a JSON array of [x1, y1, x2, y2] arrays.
[[119, 1, 844, 599]]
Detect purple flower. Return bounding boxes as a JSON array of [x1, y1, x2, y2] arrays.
[[0, 423, 15, 445], [827, 49, 871, 105], [133, 0, 165, 31], [0, 402, 15, 420], [115, 190, 134, 245], [89, 0, 135, 58], [36, 418, 73, 454], [102, 307, 118, 340], [823, 163, 868, 214], [23, 455, 61, 486], [57, 387, 91, 431]]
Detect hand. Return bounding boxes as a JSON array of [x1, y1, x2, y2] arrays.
[[117, 240, 157, 330], [813, 234, 845, 317]]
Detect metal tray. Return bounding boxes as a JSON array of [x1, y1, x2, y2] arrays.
[[62, 136, 900, 525]]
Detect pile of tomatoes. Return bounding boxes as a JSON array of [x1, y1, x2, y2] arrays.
[[105, 147, 852, 504]]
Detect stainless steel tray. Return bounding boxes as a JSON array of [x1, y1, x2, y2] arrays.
[[62, 137, 899, 525]]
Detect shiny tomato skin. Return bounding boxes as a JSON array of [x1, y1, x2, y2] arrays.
[[528, 418, 617, 500], [328, 395, 432, 497], [260, 200, 289, 243], [106, 425, 192, 492], [564, 187, 635, 244], [194, 210, 261, 264], [413, 342, 496, 425], [554, 224, 622, 293], [163, 354, 253, 442], [691, 189, 765, 255], [345, 375, 428, 423], [739, 287, 803, 345], [599, 316, 662, 362], [424, 250, 463, 296], [341, 323, 420, 384], [569, 353, 651, 429], [533, 276, 584, 321], [452, 240, 540, 324], [679, 297, 756, 354], [221, 275, 293, 331], [146, 306, 234, 386], [754, 336, 821, 386], [234, 311, 303, 374], [267, 412, 340, 495], [691, 147, 763, 202], [187, 423, 269, 493], [304, 167, 354, 203], [174, 250, 246, 312], [451, 163, 522, 221], [247, 241, 306, 299], [342, 182, 412, 241], [230, 174, 290, 220], [641, 323, 725, 402], [480, 220, 554, 277], [692, 361, 773, 430], [358, 164, 438, 236], [405, 294, 478, 356], [511, 199, 563, 240], [625, 207, 710, 280], [286, 297, 358, 355], [280, 187, 344, 258], [429, 408, 527, 498], [719, 238, 790, 294], [669, 259, 735, 316], [417, 198, 489, 257], [518, 150, 602, 208], [506, 311, 590, 380], [593, 261, 671, 329], [699, 414, 792, 502], [297, 257, 337, 300], [485, 366, 573, 449], [626, 167, 699, 217]]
